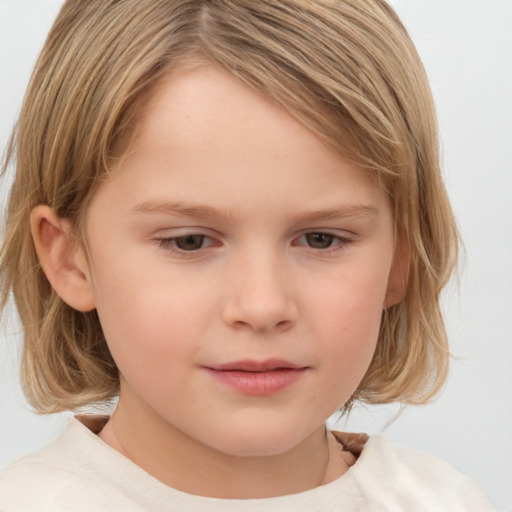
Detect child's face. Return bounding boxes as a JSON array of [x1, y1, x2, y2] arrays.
[[78, 66, 398, 456]]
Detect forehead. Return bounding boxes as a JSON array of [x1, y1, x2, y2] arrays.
[[91, 65, 390, 224], [131, 65, 331, 162]]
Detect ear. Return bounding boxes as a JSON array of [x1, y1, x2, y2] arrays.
[[30, 205, 96, 312], [384, 238, 410, 308]]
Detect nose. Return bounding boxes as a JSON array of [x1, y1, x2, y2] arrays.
[[221, 250, 299, 333]]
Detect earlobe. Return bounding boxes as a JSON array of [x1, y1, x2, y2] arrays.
[[384, 239, 410, 309], [30, 205, 96, 312]]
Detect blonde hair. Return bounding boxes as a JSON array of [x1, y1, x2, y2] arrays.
[[1, 0, 458, 413]]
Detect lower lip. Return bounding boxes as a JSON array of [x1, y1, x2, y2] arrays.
[[205, 368, 307, 395]]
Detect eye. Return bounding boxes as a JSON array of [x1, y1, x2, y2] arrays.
[[303, 232, 337, 249], [294, 231, 352, 252], [174, 234, 207, 251], [157, 234, 214, 252]]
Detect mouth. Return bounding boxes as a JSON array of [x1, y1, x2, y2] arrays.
[[203, 359, 309, 395], [209, 359, 305, 372]]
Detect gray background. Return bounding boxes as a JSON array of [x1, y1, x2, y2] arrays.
[[1, 1, 511, 509]]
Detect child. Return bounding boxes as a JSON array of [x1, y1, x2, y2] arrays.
[[0, 0, 496, 510]]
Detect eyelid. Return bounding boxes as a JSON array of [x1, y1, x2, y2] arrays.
[[294, 227, 355, 241], [158, 234, 215, 249], [152, 227, 356, 257], [153, 228, 222, 257], [293, 230, 355, 252]]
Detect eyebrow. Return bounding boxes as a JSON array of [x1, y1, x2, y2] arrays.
[[294, 205, 378, 222], [131, 200, 378, 222], [131, 201, 234, 221]]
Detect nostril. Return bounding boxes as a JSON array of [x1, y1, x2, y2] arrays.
[[229, 318, 292, 334], [275, 320, 292, 330]]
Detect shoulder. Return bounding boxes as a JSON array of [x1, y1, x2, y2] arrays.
[[0, 417, 125, 512], [0, 454, 86, 511], [351, 434, 496, 511], [0, 444, 110, 512]]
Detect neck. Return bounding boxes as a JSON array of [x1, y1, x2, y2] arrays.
[[98, 391, 347, 499]]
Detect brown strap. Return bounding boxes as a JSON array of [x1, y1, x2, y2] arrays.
[[331, 431, 369, 457], [77, 414, 110, 434]]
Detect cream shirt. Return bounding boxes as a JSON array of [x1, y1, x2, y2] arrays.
[[0, 417, 495, 511]]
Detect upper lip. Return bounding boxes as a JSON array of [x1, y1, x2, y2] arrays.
[[206, 359, 306, 372]]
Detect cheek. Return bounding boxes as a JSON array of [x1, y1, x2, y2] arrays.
[[91, 264, 214, 374], [304, 268, 388, 386], [305, 260, 388, 333], [322, 304, 381, 383]]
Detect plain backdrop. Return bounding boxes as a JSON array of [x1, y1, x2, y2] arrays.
[[1, 1, 511, 510]]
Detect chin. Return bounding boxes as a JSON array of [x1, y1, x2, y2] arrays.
[[204, 423, 316, 458]]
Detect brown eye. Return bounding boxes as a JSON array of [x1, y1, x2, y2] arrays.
[[305, 233, 335, 249], [174, 235, 206, 251]]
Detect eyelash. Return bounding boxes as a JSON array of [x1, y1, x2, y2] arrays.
[[155, 232, 352, 256], [295, 232, 351, 251], [156, 234, 216, 254]]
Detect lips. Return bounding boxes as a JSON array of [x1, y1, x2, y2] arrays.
[[210, 359, 304, 372], [203, 359, 308, 395]]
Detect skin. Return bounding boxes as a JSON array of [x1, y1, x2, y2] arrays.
[[31, 65, 405, 499]]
